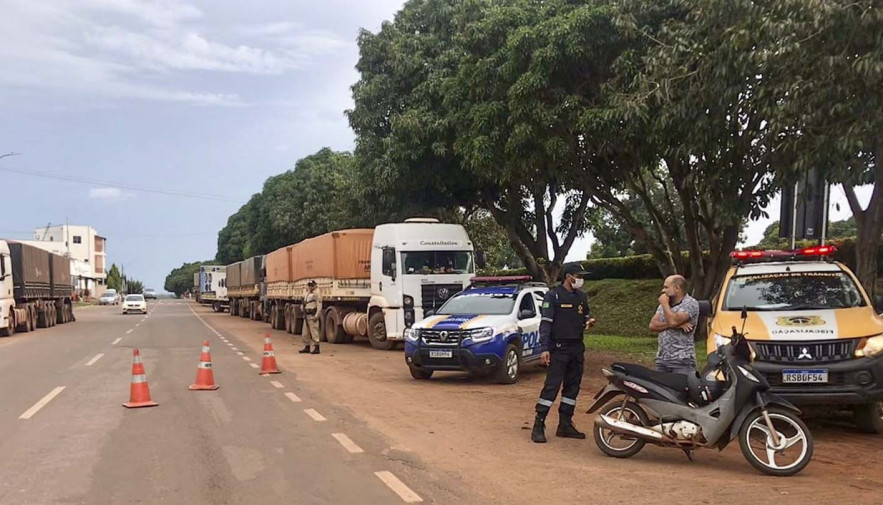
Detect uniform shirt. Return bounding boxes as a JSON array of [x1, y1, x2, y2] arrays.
[[655, 294, 700, 364], [304, 291, 322, 320], [539, 285, 590, 352]]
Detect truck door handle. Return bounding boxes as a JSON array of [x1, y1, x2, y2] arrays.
[[379, 282, 383, 291]]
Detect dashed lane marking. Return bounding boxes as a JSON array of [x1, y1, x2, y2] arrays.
[[304, 409, 326, 422], [332, 433, 364, 454], [249, 363, 260, 369], [270, 381, 284, 389], [112, 338, 122, 345], [374, 472, 423, 503], [85, 353, 105, 367], [284, 392, 301, 403], [243, 356, 252, 362], [19, 387, 66, 420], [126, 329, 133, 334]]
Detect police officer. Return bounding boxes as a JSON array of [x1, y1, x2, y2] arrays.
[[298, 280, 322, 355], [531, 263, 596, 443]]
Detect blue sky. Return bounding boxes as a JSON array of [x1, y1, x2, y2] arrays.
[[0, 0, 870, 291]]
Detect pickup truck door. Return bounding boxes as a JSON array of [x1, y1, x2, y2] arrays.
[[516, 291, 543, 360]]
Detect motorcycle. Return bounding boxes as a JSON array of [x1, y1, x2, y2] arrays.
[[587, 306, 813, 476]]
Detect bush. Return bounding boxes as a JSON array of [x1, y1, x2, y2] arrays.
[[584, 279, 662, 338]]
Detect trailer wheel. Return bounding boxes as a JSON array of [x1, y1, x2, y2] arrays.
[[324, 308, 348, 344], [284, 305, 293, 333], [0, 310, 13, 337], [368, 312, 396, 350], [37, 305, 49, 328], [18, 307, 31, 333]]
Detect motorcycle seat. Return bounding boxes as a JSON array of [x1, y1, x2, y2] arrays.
[[611, 362, 689, 395]]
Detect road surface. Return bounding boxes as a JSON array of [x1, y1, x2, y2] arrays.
[[0, 300, 440, 504]]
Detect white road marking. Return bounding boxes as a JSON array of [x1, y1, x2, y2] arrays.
[[332, 433, 364, 454], [304, 409, 326, 422], [126, 329, 133, 334], [269, 381, 284, 389], [236, 352, 244, 356], [112, 337, 122, 345], [249, 363, 260, 369], [226, 343, 234, 347], [375, 472, 422, 503], [85, 353, 105, 367], [19, 387, 66, 420], [242, 356, 252, 362], [231, 347, 239, 351], [284, 392, 301, 403]]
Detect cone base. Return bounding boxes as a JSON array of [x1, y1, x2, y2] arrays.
[[189, 384, 220, 390], [259, 369, 281, 375], [123, 400, 158, 408]]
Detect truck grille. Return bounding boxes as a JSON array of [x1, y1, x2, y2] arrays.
[[420, 329, 468, 346], [753, 340, 857, 364], [420, 284, 463, 311]]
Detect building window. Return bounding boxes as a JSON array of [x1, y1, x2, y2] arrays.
[[73, 236, 82, 244]]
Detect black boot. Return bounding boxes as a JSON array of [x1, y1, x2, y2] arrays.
[[531, 414, 547, 443], [298, 345, 311, 354], [311, 345, 320, 355], [556, 417, 586, 439]]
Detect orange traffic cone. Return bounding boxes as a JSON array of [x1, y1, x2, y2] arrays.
[[260, 334, 280, 375], [189, 340, 220, 390], [123, 349, 158, 408]]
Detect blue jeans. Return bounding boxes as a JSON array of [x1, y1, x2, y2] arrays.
[[655, 359, 696, 376]]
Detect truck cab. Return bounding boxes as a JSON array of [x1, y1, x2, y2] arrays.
[[0, 241, 13, 335], [199, 266, 228, 312], [404, 276, 548, 383], [708, 246, 883, 433], [369, 219, 476, 349]]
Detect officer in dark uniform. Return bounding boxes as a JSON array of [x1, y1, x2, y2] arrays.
[[531, 263, 596, 443]]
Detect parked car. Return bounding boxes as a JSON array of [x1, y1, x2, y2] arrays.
[[99, 289, 119, 305], [122, 294, 147, 315], [404, 276, 548, 383], [143, 288, 157, 300]]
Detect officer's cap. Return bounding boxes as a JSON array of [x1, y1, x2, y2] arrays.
[[307, 280, 317, 287], [561, 263, 589, 279]]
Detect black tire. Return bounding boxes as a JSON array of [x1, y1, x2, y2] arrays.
[[0, 310, 13, 337], [56, 303, 65, 325], [854, 402, 883, 434], [593, 401, 650, 459], [285, 305, 293, 334], [48, 306, 56, 327], [19, 308, 31, 333], [270, 305, 278, 329], [324, 308, 348, 344], [368, 312, 396, 350], [229, 299, 237, 316], [738, 407, 813, 476], [409, 366, 433, 380], [37, 306, 49, 328], [494, 342, 521, 384]]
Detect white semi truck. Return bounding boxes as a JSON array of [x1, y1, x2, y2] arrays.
[[198, 265, 228, 312]]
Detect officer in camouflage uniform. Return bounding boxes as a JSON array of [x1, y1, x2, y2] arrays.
[[531, 263, 596, 443], [299, 280, 322, 355]]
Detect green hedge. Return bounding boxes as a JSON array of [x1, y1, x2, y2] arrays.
[[583, 279, 662, 338], [479, 237, 881, 281]]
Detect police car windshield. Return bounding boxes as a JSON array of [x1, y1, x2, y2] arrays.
[[437, 292, 516, 315], [724, 272, 866, 311], [402, 251, 474, 275]]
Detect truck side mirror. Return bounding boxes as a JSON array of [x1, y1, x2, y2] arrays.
[[697, 300, 713, 318], [875, 295, 883, 314]]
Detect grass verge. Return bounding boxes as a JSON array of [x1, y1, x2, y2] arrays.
[[585, 333, 708, 369]]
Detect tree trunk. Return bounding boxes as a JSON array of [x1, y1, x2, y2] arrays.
[[844, 162, 883, 297]]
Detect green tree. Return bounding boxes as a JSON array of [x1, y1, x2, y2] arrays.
[[106, 264, 122, 292], [755, 217, 862, 250], [216, 194, 261, 264], [458, 209, 522, 270], [125, 278, 143, 295]]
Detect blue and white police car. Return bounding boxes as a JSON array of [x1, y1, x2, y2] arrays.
[[404, 276, 548, 383]]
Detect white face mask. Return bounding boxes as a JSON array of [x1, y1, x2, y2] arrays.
[[572, 278, 584, 289]]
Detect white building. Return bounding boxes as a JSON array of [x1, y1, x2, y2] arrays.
[[25, 224, 108, 297]]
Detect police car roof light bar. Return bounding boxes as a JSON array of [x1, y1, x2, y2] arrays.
[[468, 275, 534, 284]]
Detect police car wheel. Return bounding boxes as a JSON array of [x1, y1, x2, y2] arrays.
[[495, 343, 520, 384], [409, 366, 433, 380], [854, 401, 883, 434]]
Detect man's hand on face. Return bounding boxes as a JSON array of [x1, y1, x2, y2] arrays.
[[658, 293, 671, 307], [585, 318, 596, 329]]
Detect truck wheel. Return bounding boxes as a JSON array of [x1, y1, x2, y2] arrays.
[[854, 402, 883, 434], [19, 308, 31, 333], [494, 343, 521, 384], [37, 306, 49, 328], [368, 312, 396, 350], [0, 310, 13, 337], [409, 366, 433, 380], [285, 305, 293, 334], [324, 308, 348, 344], [270, 305, 278, 329]]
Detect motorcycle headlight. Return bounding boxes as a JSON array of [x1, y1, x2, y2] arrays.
[[856, 335, 883, 358], [470, 327, 494, 343], [404, 328, 420, 342]]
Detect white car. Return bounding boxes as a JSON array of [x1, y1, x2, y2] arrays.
[[143, 289, 157, 300], [99, 289, 119, 305], [122, 294, 147, 315]]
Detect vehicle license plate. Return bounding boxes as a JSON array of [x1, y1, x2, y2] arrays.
[[782, 369, 828, 383], [429, 350, 453, 358]]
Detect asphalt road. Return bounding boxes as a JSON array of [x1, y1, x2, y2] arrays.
[[0, 300, 428, 505]]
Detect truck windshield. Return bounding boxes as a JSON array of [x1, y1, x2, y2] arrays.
[[402, 251, 474, 275], [723, 271, 866, 311], [437, 292, 515, 315]]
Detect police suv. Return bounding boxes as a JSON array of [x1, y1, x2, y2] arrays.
[[404, 276, 548, 383], [709, 246, 883, 433]]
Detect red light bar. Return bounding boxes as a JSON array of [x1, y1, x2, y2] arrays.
[[469, 276, 534, 283], [801, 245, 837, 256], [730, 250, 764, 260]]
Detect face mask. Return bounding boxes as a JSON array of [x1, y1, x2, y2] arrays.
[[572, 278, 584, 289]]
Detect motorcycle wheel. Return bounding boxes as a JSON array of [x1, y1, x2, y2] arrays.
[[738, 407, 813, 477], [593, 401, 650, 459]]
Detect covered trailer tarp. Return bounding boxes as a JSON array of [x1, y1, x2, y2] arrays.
[[290, 229, 373, 282], [241, 255, 262, 287], [8, 241, 52, 299], [50, 252, 72, 297], [266, 246, 293, 283], [226, 261, 242, 290]]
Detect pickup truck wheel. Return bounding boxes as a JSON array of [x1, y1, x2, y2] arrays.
[[495, 343, 521, 384], [0, 310, 13, 336], [409, 366, 433, 380], [854, 402, 883, 434], [368, 312, 396, 350]]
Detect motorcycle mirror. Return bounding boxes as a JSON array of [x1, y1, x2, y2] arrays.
[[740, 306, 748, 320]]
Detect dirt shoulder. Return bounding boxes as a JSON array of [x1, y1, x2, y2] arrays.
[[200, 305, 883, 505]]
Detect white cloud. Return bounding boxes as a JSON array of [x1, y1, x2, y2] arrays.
[[80, 0, 203, 27], [89, 187, 131, 200]]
